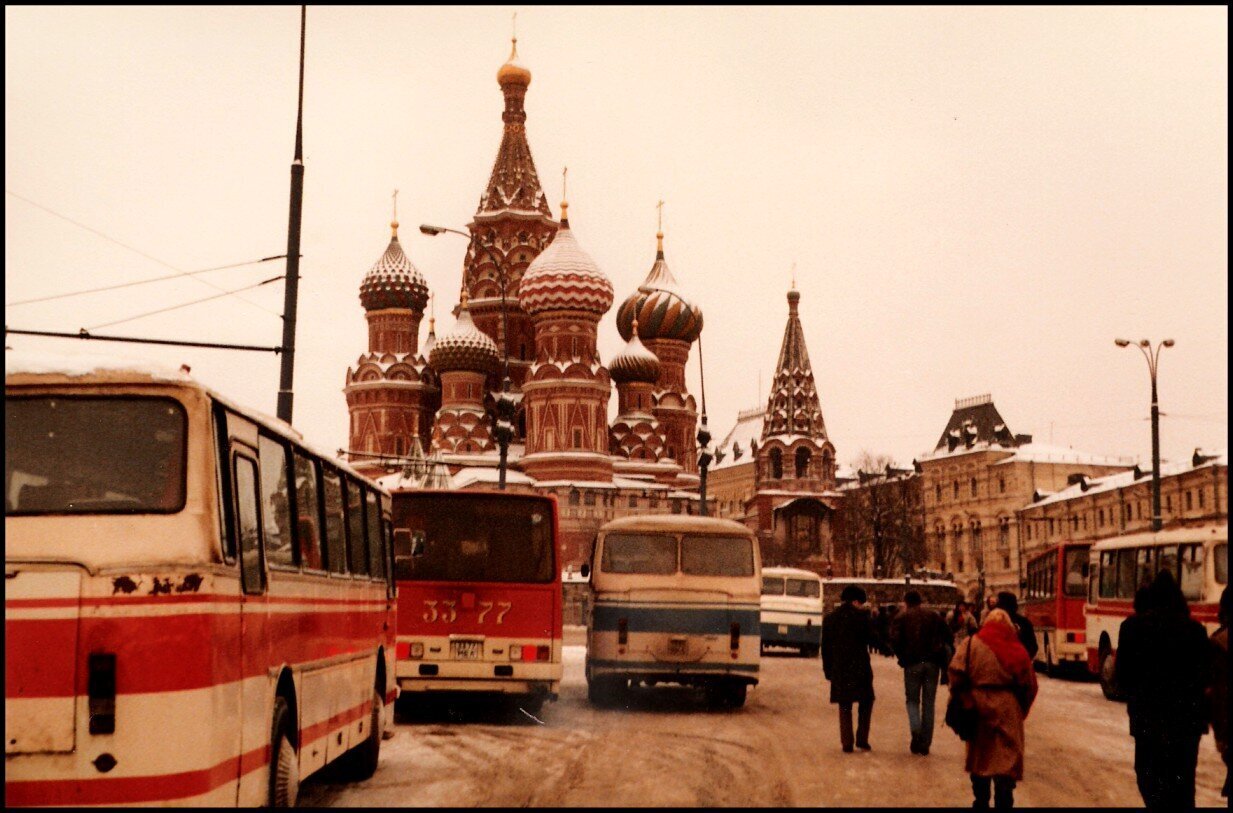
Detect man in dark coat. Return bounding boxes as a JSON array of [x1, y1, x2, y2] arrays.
[[891, 589, 952, 755], [995, 591, 1038, 661], [1114, 570, 1211, 811], [822, 584, 877, 753], [1210, 586, 1229, 799]]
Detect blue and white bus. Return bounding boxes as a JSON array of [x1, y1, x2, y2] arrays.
[[760, 567, 823, 656]]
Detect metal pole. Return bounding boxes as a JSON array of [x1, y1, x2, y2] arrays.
[[696, 334, 712, 516], [276, 6, 306, 424], [470, 234, 513, 490], [1149, 354, 1162, 532]]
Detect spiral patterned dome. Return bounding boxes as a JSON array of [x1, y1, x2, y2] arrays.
[[518, 205, 614, 317], [359, 223, 429, 312], [429, 297, 499, 374], [609, 322, 661, 384], [615, 235, 703, 342]]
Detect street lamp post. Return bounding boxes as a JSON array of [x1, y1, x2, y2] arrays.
[[1115, 337, 1174, 532], [422, 224, 515, 490]]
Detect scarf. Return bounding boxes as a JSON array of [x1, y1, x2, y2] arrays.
[[975, 608, 1033, 680]]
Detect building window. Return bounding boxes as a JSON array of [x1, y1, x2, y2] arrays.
[[1165, 495, 1172, 514], [573, 428, 583, 448], [953, 480, 959, 499], [770, 448, 783, 480], [584, 491, 596, 507], [998, 517, 1010, 548], [935, 484, 942, 502], [1098, 508, 1104, 527], [628, 495, 637, 508], [569, 488, 580, 506], [1185, 491, 1193, 511], [998, 476, 1006, 494], [795, 447, 811, 479], [1199, 489, 1206, 509], [970, 477, 978, 497]]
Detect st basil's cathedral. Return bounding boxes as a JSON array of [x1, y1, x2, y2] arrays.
[[342, 37, 840, 571]]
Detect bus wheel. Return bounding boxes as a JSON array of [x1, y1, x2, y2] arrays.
[[802, 645, 819, 658], [1042, 636, 1055, 677], [723, 682, 747, 709], [1098, 647, 1119, 701], [269, 697, 300, 807], [335, 689, 383, 781], [588, 676, 624, 708]]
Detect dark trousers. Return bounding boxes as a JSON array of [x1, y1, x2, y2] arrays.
[[971, 775, 1015, 809], [1134, 731, 1200, 810], [838, 699, 873, 750], [903, 662, 940, 750]]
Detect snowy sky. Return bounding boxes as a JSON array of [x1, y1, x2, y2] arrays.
[[5, 6, 1227, 469]]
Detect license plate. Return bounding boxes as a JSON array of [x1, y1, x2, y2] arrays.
[[778, 625, 789, 634], [451, 641, 482, 660]]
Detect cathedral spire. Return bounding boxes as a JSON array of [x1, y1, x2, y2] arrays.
[[763, 285, 827, 441], [479, 32, 549, 217]]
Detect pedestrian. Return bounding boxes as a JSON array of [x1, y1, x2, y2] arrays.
[[1113, 570, 1211, 811], [978, 594, 997, 626], [948, 600, 978, 646], [891, 589, 952, 755], [994, 591, 1038, 661], [1208, 585, 1229, 799], [948, 608, 1038, 809], [821, 584, 878, 753]]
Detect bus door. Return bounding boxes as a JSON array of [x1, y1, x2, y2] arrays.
[[230, 447, 270, 803]]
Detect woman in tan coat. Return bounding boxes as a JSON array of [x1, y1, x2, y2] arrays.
[[948, 608, 1038, 809]]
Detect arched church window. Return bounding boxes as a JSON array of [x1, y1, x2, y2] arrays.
[[770, 447, 783, 480], [795, 447, 811, 479], [569, 489, 581, 506]]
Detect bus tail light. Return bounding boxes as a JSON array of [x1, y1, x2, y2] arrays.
[[617, 618, 628, 646], [730, 623, 741, 653], [1067, 632, 1085, 644], [520, 645, 537, 662], [536, 645, 550, 662], [88, 653, 116, 735]]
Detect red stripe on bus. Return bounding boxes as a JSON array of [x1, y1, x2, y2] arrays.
[[6, 594, 390, 610], [300, 696, 372, 745], [3, 743, 268, 806]]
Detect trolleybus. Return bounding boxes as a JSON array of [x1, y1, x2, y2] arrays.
[[390, 490, 562, 715], [760, 567, 823, 656], [4, 352, 397, 807], [1022, 542, 1090, 675], [585, 514, 761, 709], [1085, 525, 1227, 699]]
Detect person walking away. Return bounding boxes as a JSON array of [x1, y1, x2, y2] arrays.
[[978, 595, 997, 626], [948, 608, 1038, 809], [891, 589, 952, 755], [822, 585, 878, 753], [995, 592, 1038, 661], [1208, 586, 1229, 799], [1113, 570, 1211, 811], [948, 601, 978, 647]]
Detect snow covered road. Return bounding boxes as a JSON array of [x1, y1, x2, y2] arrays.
[[300, 633, 1226, 807]]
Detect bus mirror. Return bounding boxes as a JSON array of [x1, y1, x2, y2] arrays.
[[410, 531, 426, 558], [580, 563, 590, 579]]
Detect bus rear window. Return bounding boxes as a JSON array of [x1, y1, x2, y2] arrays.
[[681, 535, 754, 577], [786, 578, 820, 598], [602, 533, 677, 575], [397, 495, 554, 583], [762, 576, 785, 596], [1214, 543, 1227, 586], [1063, 548, 1088, 598], [5, 396, 186, 515]]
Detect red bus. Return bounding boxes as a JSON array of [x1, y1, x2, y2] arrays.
[[1085, 525, 1227, 699], [4, 355, 397, 806], [1021, 542, 1090, 675], [390, 490, 562, 715]]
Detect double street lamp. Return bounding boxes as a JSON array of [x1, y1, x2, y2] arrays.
[[421, 224, 515, 490], [1114, 337, 1175, 532]]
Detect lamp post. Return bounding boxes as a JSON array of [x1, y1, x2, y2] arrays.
[[421, 224, 515, 490], [1115, 337, 1174, 532], [696, 334, 713, 516]]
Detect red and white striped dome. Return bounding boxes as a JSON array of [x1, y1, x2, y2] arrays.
[[517, 204, 613, 317]]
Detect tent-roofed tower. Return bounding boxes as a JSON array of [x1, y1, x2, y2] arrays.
[[461, 35, 559, 407]]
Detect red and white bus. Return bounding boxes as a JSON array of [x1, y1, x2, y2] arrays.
[[1085, 525, 1227, 699], [1022, 542, 1090, 675], [390, 490, 562, 715], [5, 353, 397, 806]]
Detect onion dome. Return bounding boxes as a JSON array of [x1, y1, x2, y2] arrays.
[[496, 36, 531, 87], [359, 221, 429, 312], [518, 201, 614, 316], [428, 294, 500, 374], [615, 230, 703, 342], [609, 319, 661, 384]]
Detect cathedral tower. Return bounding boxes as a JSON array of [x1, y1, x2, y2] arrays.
[[428, 294, 501, 454]]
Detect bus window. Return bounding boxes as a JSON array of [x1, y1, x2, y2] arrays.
[[786, 578, 820, 598], [1099, 551, 1117, 598], [400, 495, 554, 582], [293, 451, 323, 570], [234, 455, 265, 595], [1089, 557, 1099, 604], [1133, 548, 1154, 595], [1156, 545, 1179, 582], [344, 479, 368, 576], [365, 491, 385, 580], [322, 469, 347, 574], [1063, 548, 1087, 598], [1217, 543, 1228, 585], [602, 533, 677, 575], [259, 434, 296, 569], [1117, 549, 1137, 598], [762, 576, 785, 595], [681, 535, 754, 577], [1179, 544, 1205, 601]]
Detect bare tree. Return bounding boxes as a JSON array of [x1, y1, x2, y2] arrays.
[[835, 451, 926, 577]]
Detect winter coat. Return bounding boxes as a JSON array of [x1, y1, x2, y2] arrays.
[[821, 603, 876, 704], [948, 635, 1038, 780], [1113, 610, 1210, 738], [891, 605, 951, 668], [1209, 626, 1228, 754], [1009, 611, 1038, 660]]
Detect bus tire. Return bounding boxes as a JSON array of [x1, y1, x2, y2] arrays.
[[723, 681, 747, 708], [588, 676, 623, 708], [1098, 645, 1119, 701], [269, 697, 300, 808], [1042, 634, 1055, 677], [335, 689, 383, 782]]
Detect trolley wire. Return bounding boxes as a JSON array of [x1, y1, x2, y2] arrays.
[[85, 275, 285, 331]]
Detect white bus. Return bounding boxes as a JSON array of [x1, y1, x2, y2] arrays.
[[584, 515, 761, 709], [5, 352, 397, 806], [1085, 525, 1227, 699], [760, 567, 823, 656]]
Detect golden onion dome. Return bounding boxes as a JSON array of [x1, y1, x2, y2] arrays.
[[497, 37, 531, 87]]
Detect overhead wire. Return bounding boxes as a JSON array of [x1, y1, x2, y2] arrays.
[[5, 189, 285, 318], [85, 275, 285, 331]]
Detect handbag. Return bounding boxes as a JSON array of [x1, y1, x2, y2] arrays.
[[944, 638, 979, 741]]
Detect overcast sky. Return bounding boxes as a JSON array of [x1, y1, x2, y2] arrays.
[[5, 6, 1227, 468]]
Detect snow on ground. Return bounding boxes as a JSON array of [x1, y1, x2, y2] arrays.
[[301, 632, 1226, 807]]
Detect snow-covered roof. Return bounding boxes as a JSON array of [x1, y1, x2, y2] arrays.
[[713, 406, 763, 470], [920, 438, 1133, 468], [450, 467, 536, 489], [1026, 453, 1227, 509], [6, 347, 192, 382]]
